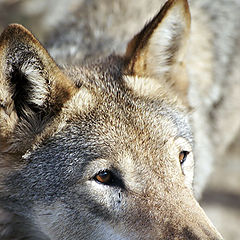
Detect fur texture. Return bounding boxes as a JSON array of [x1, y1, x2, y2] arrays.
[[0, 0, 239, 239]]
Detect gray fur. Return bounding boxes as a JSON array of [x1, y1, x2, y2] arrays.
[[1, 0, 239, 239], [44, 0, 240, 196]]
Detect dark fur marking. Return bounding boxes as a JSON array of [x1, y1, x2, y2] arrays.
[[182, 227, 201, 240]]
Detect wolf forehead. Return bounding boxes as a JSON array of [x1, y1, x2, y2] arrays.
[[56, 55, 193, 148]]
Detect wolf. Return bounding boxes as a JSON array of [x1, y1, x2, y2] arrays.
[[0, 0, 239, 239]]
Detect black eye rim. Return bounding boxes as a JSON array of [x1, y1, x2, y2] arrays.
[[179, 150, 190, 165], [92, 169, 125, 189]]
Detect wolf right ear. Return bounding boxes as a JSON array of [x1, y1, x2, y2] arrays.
[[124, 0, 191, 98], [0, 24, 75, 153]]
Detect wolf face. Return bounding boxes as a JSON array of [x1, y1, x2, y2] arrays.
[[0, 0, 223, 239]]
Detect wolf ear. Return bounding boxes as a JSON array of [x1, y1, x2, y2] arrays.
[[124, 0, 191, 97], [0, 24, 75, 153]]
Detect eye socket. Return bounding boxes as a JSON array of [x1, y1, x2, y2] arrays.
[[94, 170, 113, 185], [93, 169, 125, 189], [179, 151, 190, 164]]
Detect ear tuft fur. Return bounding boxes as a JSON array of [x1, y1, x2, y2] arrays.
[[124, 0, 191, 99], [0, 24, 75, 153]]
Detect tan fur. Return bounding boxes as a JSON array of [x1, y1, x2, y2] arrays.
[[125, 0, 190, 104], [0, 0, 234, 239]]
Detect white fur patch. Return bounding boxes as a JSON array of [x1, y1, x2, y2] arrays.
[[21, 61, 48, 106], [147, 0, 190, 78], [64, 86, 95, 114], [124, 75, 176, 101]]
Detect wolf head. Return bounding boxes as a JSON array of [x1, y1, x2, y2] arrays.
[[0, 0, 223, 239]]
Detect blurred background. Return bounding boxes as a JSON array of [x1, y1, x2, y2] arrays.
[[0, 0, 240, 239]]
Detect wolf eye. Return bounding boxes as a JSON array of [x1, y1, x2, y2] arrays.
[[93, 169, 125, 188], [94, 170, 113, 185], [179, 151, 189, 164]]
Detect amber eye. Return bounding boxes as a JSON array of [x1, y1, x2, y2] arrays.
[[94, 170, 113, 184], [179, 151, 190, 164]]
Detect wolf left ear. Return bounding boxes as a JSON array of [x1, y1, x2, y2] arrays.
[[0, 24, 75, 153], [124, 0, 191, 97]]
